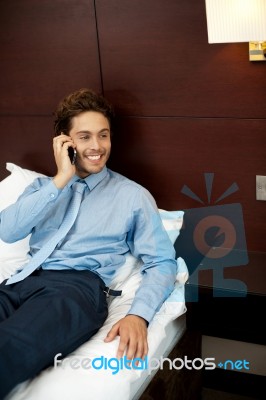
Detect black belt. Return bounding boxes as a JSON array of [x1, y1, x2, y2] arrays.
[[103, 287, 122, 297]]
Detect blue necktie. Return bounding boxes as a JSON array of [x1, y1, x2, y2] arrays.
[[6, 181, 86, 285]]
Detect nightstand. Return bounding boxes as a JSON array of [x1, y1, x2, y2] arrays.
[[185, 251, 266, 399]]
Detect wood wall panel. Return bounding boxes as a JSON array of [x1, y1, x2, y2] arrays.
[[96, 0, 266, 118], [109, 117, 266, 252], [0, 0, 101, 115], [0, 0, 265, 260], [1, 116, 56, 177], [0, 0, 101, 179]]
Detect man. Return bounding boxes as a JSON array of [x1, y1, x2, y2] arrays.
[[0, 88, 177, 398]]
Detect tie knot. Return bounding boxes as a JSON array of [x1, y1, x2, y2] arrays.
[[72, 180, 87, 194]]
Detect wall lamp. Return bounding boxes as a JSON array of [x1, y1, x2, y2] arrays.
[[205, 0, 266, 61]]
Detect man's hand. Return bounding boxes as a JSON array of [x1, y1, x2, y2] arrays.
[[104, 315, 148, 361], [53, 133, 76, 189]]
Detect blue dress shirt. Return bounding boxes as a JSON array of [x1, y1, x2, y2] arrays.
[[0, 167, 177, 322]]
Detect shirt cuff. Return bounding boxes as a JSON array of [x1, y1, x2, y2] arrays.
[[126, 299, 157, 324], [45, 180, 61, 202]]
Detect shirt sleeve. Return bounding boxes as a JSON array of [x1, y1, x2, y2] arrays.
[[126, 187, 177, 323], [0, 177, 61, 243]]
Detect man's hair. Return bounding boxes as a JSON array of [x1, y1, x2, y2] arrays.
[[54, 88, 114, 136]]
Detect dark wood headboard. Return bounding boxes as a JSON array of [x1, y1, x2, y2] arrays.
[[1, 0, 266, 268]]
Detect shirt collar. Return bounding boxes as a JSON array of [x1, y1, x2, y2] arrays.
[[83, 166, 108, 191], [66, 166, 108, 191]]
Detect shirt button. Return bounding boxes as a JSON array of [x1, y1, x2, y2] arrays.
[[50, 193, 55, 199]]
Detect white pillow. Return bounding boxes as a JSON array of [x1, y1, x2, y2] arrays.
[[0, 163, 46, 210], [0, 163, 46, 281]]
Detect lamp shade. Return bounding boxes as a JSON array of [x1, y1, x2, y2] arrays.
[[205, 0, 266, 43]]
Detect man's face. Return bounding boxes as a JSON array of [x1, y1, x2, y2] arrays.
[[69, 111, 111, 178]]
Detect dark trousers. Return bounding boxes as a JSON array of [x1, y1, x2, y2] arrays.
[[0, 269, 108, 399]]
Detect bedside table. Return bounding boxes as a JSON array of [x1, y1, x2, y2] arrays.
[[185, 251, 266, 399], [185, 250, 266, 345]]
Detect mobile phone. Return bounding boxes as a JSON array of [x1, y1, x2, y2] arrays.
[[68, 147, 77, 165]]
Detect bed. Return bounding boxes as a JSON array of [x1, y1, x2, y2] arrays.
[[0, 162, 195, 400]]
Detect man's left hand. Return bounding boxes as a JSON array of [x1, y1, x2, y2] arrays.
[[104, 315, 148, 361]]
